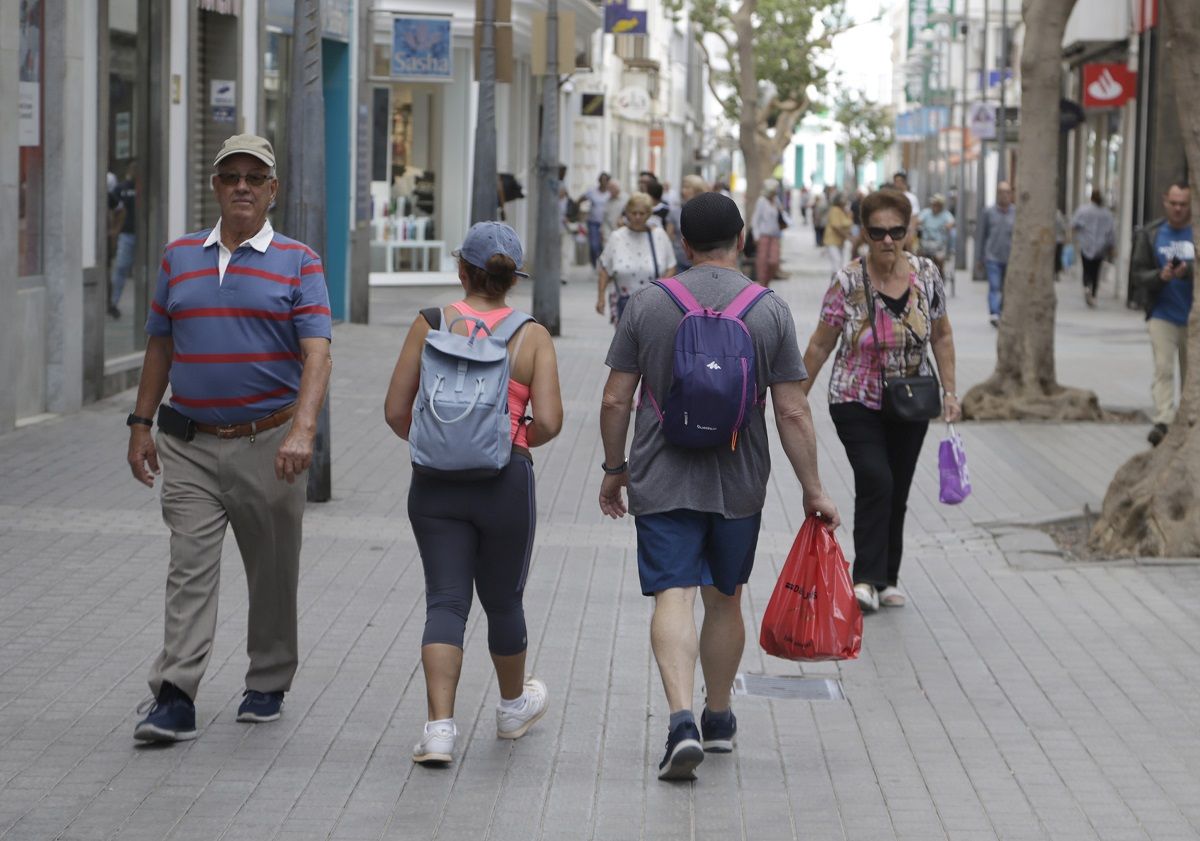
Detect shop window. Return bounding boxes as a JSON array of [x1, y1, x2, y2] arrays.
[[104, 0, 148, 359], [19, 0, 44, 278]]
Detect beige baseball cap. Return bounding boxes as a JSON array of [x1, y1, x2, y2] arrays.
[[212, 134, 276, 168]]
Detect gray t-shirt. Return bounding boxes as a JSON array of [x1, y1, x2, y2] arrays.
[[605, 266, 807, 519]]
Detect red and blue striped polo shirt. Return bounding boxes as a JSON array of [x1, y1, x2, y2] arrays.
[[145, 223, 333, 426]]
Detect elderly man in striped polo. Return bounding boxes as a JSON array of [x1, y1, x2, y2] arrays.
[[125, 134, 332, 742]]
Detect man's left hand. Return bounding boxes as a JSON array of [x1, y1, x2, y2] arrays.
[[275, 428, 314, 483], [599, 472, 628, 519]]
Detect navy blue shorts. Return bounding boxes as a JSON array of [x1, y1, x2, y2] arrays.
[[635, 510, 763, 596]]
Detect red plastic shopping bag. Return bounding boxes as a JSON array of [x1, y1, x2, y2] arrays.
[[759, 516, 863, 661]]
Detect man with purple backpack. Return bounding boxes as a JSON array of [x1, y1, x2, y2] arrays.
[[597, 192, 840, 781]]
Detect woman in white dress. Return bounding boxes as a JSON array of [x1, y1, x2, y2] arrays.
[[595, 192, 677, 324]]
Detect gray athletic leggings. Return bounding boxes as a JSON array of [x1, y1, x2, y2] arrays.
[[407, 453, 536, 656]]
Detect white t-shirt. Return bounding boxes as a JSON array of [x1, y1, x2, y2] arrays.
[[599, 226, 677, 294]]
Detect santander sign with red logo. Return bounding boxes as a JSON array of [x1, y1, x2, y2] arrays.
[[1082, 63, 1137, 109]]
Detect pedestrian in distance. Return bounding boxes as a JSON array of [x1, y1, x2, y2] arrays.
[[384, 221, 563, 765], [596, 192, 677, 324], [799, 184, 810, 224], [670, 174, 709, 271], [108, 161, 138, 319], [581, 172, 611, 268], [1071, 189, 1116, 308], [892, 170, 921, 250], [979, 181, 1016, 326], [823, 191, 853, 277], [646, 179, 674, 238], [751, 178, 786, 286], [801, 189, 960, 614], [602, 178, 626, 238], [917, 193, 956, 278], [126, 134, 333, 742], [812, 186, 831, 249], [1129, 181, 1194, 447], [597, 191, 840, 782]]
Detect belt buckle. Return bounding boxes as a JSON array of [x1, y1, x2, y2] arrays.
[[216, 425, 239, 439]]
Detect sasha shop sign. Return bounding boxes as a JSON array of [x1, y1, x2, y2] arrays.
[[392, 16, 452, 81]]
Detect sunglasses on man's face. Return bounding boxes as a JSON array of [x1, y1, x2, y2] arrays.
[[216, 172, 272, 187], [866, 226, 908, 242]]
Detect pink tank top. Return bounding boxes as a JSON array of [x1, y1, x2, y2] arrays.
[[449, 302, 531, 448]]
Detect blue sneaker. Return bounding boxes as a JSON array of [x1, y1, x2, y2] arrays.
[[236, 690, 284, 723], [657, 720, 704, 781], [700, 707, 737, 753], [134, 682, 197, 743]]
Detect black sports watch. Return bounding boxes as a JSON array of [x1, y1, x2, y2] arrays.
[[127, 413, 154, 428], [601, 460, 628, 475]]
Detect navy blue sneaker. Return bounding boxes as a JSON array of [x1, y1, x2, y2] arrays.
[[700, 707, 737, 753], [134, 682, 197, 743], [237, 690, 284, 723], [657, 720, 704, 781]]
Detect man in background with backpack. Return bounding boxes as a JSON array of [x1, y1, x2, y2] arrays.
[[597, 191, 840, 782]]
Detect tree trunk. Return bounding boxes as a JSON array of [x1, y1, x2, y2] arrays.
[[735, 0, 762, 214], [1090, 0, 1200, 557], [960, 0, 1101, 420]]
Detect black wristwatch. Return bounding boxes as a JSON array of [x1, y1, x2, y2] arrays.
[[601, 460, 628, 475], [127, 412, 154, 428]]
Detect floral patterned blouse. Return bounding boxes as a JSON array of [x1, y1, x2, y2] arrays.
[[819, 254, 947, 410]]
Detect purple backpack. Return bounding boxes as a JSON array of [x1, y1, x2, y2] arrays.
[[642, 278, 772, 449]]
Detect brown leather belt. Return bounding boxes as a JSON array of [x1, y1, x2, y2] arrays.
[[195, 403, 297, 440]]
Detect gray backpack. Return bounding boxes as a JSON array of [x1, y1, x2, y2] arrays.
[[408, 307, 534, 480]]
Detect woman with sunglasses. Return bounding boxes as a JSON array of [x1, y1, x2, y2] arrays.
[[800, 190, 960, 612]]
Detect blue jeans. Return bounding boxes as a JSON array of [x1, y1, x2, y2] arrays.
[[587, 221, 603, 267], [985, 259, 1006, 317], [111, 232, 136, 308]]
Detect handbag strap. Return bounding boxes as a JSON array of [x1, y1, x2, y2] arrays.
[[646, 228, 660, 279], [860, 257, 941, 389]]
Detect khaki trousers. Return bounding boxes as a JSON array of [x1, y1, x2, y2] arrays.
[[1149, 317, 1189, 426], [148, 422, 307, 700]]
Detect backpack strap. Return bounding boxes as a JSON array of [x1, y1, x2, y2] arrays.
[[490, 310, 536, 344], [420, 307, 443, 330], [725, 283, 771, 319], [652, 278, 702, 314]]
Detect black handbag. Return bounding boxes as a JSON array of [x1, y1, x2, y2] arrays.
[[862, 259, 942, 422]]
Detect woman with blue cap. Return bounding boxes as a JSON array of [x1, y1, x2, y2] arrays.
[[384, 222, 564, 765]]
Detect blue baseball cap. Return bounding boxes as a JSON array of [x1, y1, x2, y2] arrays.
[[453, 222, 530, 278]]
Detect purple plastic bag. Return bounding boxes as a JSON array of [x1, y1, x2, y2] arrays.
[[938, 424, 971, 505]]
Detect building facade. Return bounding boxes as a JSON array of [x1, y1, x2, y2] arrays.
[[0, 0, 620, 434]]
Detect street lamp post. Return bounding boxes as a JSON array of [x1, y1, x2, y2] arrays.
[[531, 0, 562, 335], [973, 0, 990, 280], [472, 0, 498, 224]]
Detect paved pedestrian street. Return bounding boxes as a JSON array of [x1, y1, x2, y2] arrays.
[[2, 229, 1198, 841]]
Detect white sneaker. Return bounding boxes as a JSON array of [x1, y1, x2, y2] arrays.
[[412, 720, 456, 765], [879, 585, 907, 607], [854, 583, 879, 613], [496, 677, 548, 740]]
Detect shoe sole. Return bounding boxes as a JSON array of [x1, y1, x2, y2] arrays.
[[658, 739, 704, 781], [236, 711, 281, 723], [702, 738, 734, 753], [134, 724, 198, 743], [497, 703, 547, 740], [412, 752, 452, 765]]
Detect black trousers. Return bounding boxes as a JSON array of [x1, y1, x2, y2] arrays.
[[830, 402, 929, 589], [1081, 255, 1103, 297]]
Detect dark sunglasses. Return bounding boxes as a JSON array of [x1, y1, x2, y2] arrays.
[[216, 172, 272, 187], [866, 225, 908, 242]]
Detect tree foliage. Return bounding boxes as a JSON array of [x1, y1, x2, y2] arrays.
[[665, 0, 844, 209], [834, 90, 893, 186]]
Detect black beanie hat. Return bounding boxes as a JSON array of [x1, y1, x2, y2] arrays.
[[680, 192, 745, 246]]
